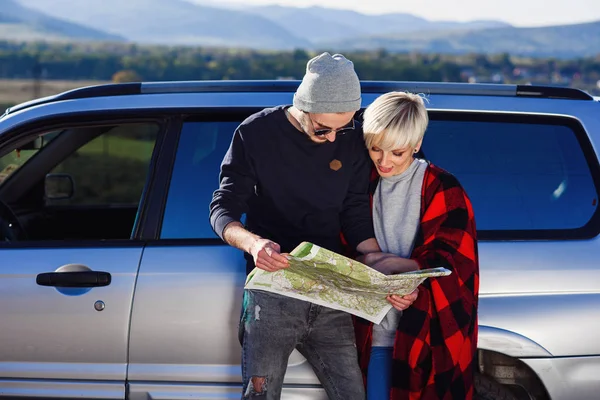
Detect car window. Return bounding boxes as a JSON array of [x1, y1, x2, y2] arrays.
[[47, 123, 159, 207], [162, 121, 239, 239], [0, 121, 160, 242], [423, 116, 598, 233], [161, 114, 598, 241]]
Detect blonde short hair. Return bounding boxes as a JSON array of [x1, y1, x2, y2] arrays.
[[363, 92, 429, 151]]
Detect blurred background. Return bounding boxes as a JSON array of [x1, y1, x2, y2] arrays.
[[1, 0, 599, 110]]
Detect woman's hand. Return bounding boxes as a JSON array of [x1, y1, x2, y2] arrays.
[[367, 254, 420, 275], [357, 251, 395, 266], [369, 255, 402, 275], [387, 288, 419, 311]]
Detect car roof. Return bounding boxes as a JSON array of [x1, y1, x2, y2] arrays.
[[4, 80, 594, 117]]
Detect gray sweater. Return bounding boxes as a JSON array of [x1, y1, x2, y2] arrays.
[[372, 158, 428, 346]]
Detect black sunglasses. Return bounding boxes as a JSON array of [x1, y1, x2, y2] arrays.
[[305, 112, 356, 137]]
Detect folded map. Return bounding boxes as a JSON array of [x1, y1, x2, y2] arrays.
[[245, 241, 451, 324]]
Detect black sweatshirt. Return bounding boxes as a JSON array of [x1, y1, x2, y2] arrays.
[[209, 106, 375, 274]]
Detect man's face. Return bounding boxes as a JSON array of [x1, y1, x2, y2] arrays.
[[301, 111, 356, 143]]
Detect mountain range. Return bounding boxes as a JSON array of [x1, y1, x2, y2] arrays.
[[328, 20, 600, 58], [1, 0, 598, 58], [239, 5, 511, 43], [0, 0, 123, 42]]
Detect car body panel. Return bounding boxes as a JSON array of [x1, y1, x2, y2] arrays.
[[128, 245, 320, 388], [477, 239, 600, 357], [0, 379, 124, 399], [0, 246, 143, 398], [0, 82, 599, 399], [521, 356, 600, 400]]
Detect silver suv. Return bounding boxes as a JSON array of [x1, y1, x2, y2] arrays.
[[0, 81, 598, 400]]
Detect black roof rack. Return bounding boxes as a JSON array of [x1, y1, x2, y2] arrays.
[[4, 80, 593, 116], [5, 83, 142, 115], [140, 80, 521, 96], [516, 85, 593, 100]]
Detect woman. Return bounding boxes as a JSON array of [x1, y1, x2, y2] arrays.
[[356, 92, 480, 399]]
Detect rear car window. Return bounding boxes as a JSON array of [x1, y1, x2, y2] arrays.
[[423, 113, 599, 239], [161, 113, 599, 241], [161, 121, 239, 239]]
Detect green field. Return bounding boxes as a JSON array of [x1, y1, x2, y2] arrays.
[[78, 134, 156, 162]]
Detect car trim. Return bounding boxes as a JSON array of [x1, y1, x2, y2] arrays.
[[0, 240, 147, 249], [134, 117, 183, 241]]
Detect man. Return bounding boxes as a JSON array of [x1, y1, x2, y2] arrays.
[[209, 52, 413, 399]]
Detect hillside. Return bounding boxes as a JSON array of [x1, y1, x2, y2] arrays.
[[0, 0, 122, 42], [244, 5, 510, 43], [8, 0, 600, 57], [328, 20, 600, 58], [17, 0, 309, 49]]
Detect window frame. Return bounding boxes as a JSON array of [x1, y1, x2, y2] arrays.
[[0, 110, 179, 248]]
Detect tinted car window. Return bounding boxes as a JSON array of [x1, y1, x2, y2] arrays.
[[423, 118, 598, 232], [162, 121, 239, 239], [162, 115, 598, 240], [47, 123, 159, 206]]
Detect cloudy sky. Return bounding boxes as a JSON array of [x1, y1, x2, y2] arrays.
[[206, 0, 600, 27]]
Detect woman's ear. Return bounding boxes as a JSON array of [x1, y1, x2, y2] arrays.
[[414, 139, 424, 154]]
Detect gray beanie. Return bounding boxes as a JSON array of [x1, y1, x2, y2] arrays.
[[293, 52, 361, 114]]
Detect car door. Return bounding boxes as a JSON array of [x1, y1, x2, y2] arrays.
[[0, 117, 163, 399], [128, 112, 329, 400]]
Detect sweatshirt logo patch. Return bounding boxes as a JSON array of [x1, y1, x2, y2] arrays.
[[329, 159, 342, 171]]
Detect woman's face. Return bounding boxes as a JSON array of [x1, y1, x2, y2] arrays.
[[368, 144, 417, 178]]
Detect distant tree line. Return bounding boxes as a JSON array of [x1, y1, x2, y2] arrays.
[[0, 41, 599, 94]]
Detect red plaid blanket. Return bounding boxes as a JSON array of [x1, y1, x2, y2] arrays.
[[355, 163, 480, 399]]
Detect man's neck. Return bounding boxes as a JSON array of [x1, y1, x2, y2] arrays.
[[285, 106, 304, 132]]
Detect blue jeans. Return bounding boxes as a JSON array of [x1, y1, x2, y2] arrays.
[[367, 346, 393, 399], [239, 289, 365, 400]]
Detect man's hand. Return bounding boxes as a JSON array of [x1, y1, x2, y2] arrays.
[[222, 222, 289, 272], [250, 238, 289, 272], [387, 288, 419, 311]]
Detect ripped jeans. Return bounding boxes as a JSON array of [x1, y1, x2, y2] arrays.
[[239, 290, 365, 400]]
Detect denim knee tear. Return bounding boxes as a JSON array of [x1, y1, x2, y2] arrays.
[[254, 304, 261, 320], [244, 376, 267, 397]]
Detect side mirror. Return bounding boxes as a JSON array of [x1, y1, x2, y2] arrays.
[[45, 173, 74, 200]]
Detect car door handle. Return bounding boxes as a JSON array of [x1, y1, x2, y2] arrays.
[[36, 271, 112, 288]]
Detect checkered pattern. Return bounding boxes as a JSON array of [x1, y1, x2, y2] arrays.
[[355, 163, 479, 400]]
